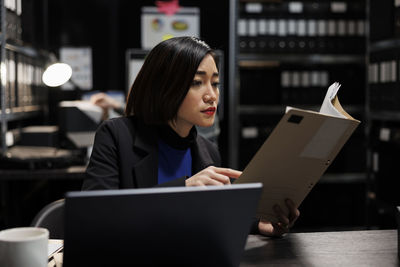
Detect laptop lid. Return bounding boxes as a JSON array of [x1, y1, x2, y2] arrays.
[[63, 183, 262, 266]]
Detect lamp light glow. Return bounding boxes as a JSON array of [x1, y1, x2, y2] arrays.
[[42, 63, 72, 87], [1, 62, 7, 87]]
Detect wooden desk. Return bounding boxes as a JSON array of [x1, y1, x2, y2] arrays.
[[241, 230, 398, 266]]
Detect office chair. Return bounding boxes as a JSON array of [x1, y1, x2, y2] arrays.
[[31, 199, 65, 239]]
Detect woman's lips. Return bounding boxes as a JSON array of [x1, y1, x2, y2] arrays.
[[202, 107, 216, 115]]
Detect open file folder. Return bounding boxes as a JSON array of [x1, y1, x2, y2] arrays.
[[235, 82, 360, 223]]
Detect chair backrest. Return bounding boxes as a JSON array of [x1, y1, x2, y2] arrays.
[[31, 199, 65, 239]]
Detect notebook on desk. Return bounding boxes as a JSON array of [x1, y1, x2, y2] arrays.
[[63, 183, 262, 267]]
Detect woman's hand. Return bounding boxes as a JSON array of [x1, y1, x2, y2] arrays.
[[185, 166, 242, 186], [258, 199, 300, 237], [90, 93, 122, 110]]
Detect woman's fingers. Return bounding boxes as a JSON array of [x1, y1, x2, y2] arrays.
[[285, 199, 300, 227], [186, 166, 243, 187], [212, 167, 242, 179], [273, 204, 290, 226], [272, 199, 300, 230], [200, 167, 230, 185], [272, 222, 289, 235], [186, 176, 223, 186], [208, 172, 231, 184]]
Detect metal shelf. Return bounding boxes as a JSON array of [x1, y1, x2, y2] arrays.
[[239, 104, 365, 115], [369, 111, 400, 122], [0, 106, 42, 122], [4, 41, 50, 59], [238, 54, 365, 67], [320, 172, 367, 184], [239, 105, 288, 115], [369, 38, 400, 53]]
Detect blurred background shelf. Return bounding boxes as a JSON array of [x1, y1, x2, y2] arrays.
[[238, 54, 366, 66]]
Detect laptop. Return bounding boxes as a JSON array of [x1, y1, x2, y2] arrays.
[[63, 183, 262, 266]]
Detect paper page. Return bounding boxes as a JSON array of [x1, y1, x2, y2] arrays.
[[319, 82, 347, 118], [48, 239, 64, 257], [285, 106, 294, 113]]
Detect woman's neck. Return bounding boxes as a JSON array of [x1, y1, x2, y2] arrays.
[[157, 123, 197, 150], [168, 121, 192, 138]]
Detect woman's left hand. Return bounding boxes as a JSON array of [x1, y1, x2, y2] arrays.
[[258, 198, 300, 237]]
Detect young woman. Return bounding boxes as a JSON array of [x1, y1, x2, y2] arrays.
[[82, 36, 299, 236]]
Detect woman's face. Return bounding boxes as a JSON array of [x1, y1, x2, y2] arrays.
[[171, 54, 219, 137]]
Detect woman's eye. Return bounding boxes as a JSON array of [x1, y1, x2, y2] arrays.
[[212, 82, 220, 88], [191, 80, 202, 86]]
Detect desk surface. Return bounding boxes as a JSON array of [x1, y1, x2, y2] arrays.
[[48, 230, 397, 266], [0, 165, 86, 180], [241, 229, 398, 266]]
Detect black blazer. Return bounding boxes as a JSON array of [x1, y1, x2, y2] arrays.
[[82, 116, 260, 234], [82, 116, 221, 190]]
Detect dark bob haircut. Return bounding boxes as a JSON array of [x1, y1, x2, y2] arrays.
[[124, 36, 218, 125]]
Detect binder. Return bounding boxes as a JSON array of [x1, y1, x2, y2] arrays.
[[235, 82, 360, 223]]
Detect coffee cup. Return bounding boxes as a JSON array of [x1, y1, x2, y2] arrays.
[[0, 227, 49, 267]]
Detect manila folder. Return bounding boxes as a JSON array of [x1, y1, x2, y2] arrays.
[[235, 106, 360, 223]]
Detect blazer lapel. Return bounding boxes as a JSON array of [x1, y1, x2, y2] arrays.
[[192, 137, 215, 174], [130, 120, 218, 187], [131, 121, 159, 188]]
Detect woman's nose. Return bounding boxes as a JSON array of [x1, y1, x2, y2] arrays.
[[203, 89, 217, 103]]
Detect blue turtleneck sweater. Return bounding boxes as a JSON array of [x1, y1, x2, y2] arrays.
[[157, 126, 195, 184]]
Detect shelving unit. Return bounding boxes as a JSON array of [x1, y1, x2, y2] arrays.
[[229, 0, 369, 230], [1, 0, 7, 155], [0, 0, 51, 156], [366, 0, 400, 227], [229, 0, 367, 167]]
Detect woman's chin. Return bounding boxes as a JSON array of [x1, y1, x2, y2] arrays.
[[197, 120, 215, 128]]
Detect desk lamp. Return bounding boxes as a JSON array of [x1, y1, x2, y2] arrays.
[[42, 62, 72, 87], [42, 58, 102, 149]]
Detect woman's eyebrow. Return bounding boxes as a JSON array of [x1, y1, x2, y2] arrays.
[[196, 70, 219, 77]]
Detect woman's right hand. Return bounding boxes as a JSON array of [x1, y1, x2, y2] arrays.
[[185, 166, 242, 186]]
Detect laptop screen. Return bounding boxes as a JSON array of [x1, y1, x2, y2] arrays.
[[63, 184, 262, 266]]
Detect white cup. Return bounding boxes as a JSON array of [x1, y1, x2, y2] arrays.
[[0, 227, 49, 267]]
